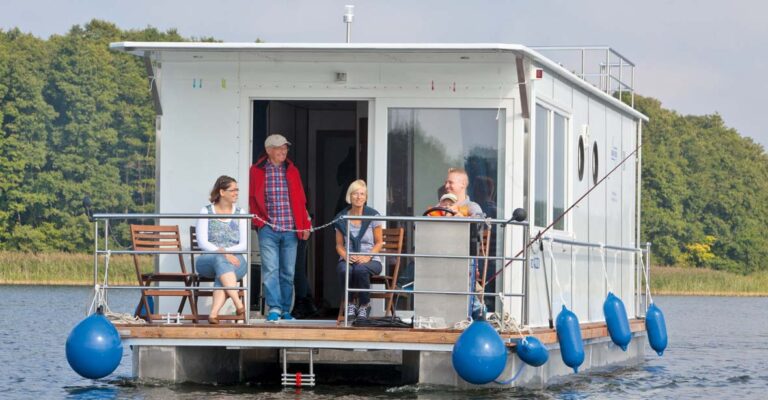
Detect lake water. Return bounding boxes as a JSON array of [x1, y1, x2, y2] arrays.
[[0, 286, 766, 399]]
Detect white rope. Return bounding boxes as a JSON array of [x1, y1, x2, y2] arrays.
[[598, 243, 615, 293], [88, 250, 112, 315], [639, 251, 654, 304], [613, 251, 621, 296], [452, 312, 529, 336], [545, 241, 568, 307], [105, 311, 146, 324]]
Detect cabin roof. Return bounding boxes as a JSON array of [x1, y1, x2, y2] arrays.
[[110, 42, 648, 121]]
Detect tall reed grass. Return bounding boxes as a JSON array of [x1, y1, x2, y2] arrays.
[[0, 251, 151, 285], [650, 266, 768, 296]]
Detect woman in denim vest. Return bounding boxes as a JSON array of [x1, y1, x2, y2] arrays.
[[196, 175, 248, 324]]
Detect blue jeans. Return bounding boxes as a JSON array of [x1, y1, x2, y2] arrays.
[[195, 254, 247, 286], [258, 226, 298, 314], [337, 259, 383, 305]]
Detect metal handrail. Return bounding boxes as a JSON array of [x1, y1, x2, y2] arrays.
[[92, 212, 253, 321], [102, 286, 245, 290], [340, 214, 530, 327], [543, 236, 647, 253], [93, 213, 255, 219], [541, 235, 652, 318], [341, 214, 528, 226]]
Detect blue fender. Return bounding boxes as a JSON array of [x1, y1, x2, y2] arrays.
[[66, 311, 123, 379], [646, 303, 668, 356], [603, 292, 632, 351], [515, 336, 549, 367], [451, 320, 507, 384], [556, 305, 584, 373]]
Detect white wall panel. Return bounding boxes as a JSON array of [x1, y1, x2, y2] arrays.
[[588, 99, 607, 322], [605, 111, 622, 300], [571, 90, 590, 319], [622, 116, 638, 315]]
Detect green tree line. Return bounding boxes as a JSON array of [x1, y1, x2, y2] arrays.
[[0, 20, 186, 251], [1, 20, 766, 274], [636, 95, 768, 274]]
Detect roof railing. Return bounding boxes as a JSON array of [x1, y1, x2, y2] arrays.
[[531, 46, 636, 108]]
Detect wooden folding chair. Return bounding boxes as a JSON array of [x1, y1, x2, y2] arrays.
[[337, 227, 404, 322], [190, 226, 246, 323], [130, 224, 199, 323], [371, 227, 405, 316]]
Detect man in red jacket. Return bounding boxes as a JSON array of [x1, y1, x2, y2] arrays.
[[250, 134, 311, 322]]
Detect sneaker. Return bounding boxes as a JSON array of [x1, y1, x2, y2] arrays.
[[266, 311, 280, 322], [357, 304, 371, 320], [346, 303, 358, 321], [281, 312, 294, 320]]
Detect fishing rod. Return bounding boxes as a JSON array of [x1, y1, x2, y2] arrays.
[[486, 138, 646, 286]]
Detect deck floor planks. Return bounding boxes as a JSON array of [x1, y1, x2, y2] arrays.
[[116, 318, 646, 347]]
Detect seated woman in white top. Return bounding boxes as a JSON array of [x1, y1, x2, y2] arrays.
[[196, 175, 248, 324]]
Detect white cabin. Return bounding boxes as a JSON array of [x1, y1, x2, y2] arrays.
[[111, 42, 647, 329]]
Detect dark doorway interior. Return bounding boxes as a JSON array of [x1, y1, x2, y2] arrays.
[[251, 100, 368, 316]]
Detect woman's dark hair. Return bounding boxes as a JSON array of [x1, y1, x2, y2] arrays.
[[209, 175, 237, 203]]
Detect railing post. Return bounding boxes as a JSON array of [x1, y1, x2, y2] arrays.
[[499, 222, 506, 322], [631, 66, 635, 107], [605, 49, 610, 93], [645, 242, 652, 310], [522, 225, 530, 326], [344, 219, 351, 327], [92, 220, 98, 315], [618, 58, 623, 101], [245, 223, 251, 324]]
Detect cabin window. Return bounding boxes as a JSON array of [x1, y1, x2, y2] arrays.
[[387, 108, 504, 219], [534, 104, 569, 230], [386, 107, 505, 312], [592, 141, 599, 184], [577, 135, 585, 181]]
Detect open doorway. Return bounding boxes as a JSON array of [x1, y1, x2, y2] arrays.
[[252, 100, 368, 317]]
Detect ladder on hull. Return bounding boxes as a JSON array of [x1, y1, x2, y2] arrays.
[[281, 348, 316, 387]]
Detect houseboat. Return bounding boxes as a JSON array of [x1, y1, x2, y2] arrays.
[[87, 41, 654, 388]]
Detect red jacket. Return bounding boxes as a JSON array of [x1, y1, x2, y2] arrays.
[[249, 156, 311, 239]]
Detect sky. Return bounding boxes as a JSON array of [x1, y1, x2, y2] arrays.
[[2, 0, 766, 147]]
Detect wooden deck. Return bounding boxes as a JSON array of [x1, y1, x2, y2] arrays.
[[115, 318, 646, 351]]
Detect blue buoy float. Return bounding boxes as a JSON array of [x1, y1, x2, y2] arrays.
[[556, 305, 584, 373], [603, 292, 632, 351], [645, 302, 668, 356], [66, 309, 123, 379], [451, 319, 507, 384], [515, 336, 548, 367]]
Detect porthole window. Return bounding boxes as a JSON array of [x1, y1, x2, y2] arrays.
[[577, 136, 585, 181], [592, 141, 599, 184]]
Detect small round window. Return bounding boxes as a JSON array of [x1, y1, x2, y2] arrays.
[[577, 136, 585, 181], [592, 141, 599, 184]]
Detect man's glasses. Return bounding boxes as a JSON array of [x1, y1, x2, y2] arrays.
[[224, 188, 240, 193]]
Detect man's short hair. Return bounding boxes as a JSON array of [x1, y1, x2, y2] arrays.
[[447, 167, 469, 183]]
